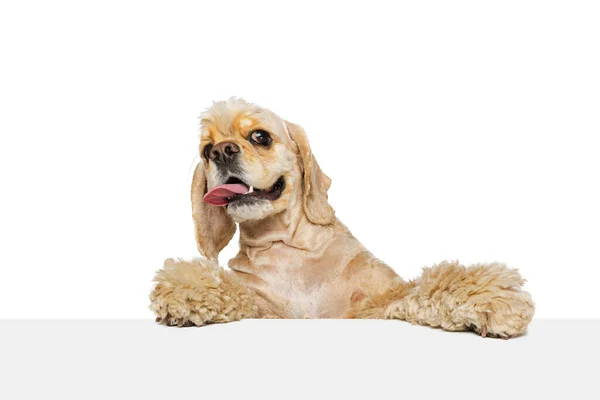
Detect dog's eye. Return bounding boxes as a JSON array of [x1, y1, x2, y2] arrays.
[[202, 144, 213, 161], [249, 130, 272, 146]]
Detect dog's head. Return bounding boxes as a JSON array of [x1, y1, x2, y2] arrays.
[[191, 98, 335, 259]]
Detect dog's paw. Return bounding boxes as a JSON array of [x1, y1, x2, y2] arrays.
[[451, 265, 535, 338], [149, 258, 227, 327], [149, 258, 260, 327], [462, 289, 535, 339], [149, 280, 213, 327], [394, 261, 535, 338]]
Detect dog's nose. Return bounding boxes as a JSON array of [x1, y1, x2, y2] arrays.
[[210, 141, 240, 163]]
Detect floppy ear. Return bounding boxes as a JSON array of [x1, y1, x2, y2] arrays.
[[191, 162, 236, 260], [285, 121, 336, 225]]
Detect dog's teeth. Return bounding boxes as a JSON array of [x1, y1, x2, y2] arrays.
[[249, 186, 254, 193]]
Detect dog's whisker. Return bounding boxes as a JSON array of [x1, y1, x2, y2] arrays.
[[188, 154, 200, 175]]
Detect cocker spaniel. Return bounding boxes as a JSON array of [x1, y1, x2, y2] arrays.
[[149, 98, 534, 338]]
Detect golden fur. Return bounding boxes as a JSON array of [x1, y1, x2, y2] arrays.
[[150, 98, 535, 338]]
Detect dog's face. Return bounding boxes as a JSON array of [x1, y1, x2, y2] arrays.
[[199, 99, 298, 222], [191, 98, 336, 258]]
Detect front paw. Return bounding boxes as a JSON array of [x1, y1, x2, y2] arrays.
[[149, 279, 211, 327], [149, 258, 225, 327], [453, 264, 535, 338], [149, 258, 259, 327]]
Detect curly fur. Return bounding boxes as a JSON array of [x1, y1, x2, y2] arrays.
[[150, 258, 261, 326], [389, 261, 534, 337], [346, 261, 534, 338]]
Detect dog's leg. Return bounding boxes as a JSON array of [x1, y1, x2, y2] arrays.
[[149, 258, 266, 326], [384, 261, 535, 338], [349, 261, 534, 338]]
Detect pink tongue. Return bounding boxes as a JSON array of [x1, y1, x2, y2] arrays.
[[203, 183, 249, 206]]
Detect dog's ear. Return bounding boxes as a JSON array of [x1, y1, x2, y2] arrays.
[[285, 121, 335, 225], [191, 163, 236, 260]]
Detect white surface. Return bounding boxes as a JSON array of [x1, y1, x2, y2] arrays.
[[1, 319, 598, 399], [1, 1, 599, 318]]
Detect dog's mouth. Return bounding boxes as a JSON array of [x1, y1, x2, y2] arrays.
[[203, 176, 286, 207]]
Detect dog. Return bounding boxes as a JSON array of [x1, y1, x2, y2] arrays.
[[149, 97, 534, 338]]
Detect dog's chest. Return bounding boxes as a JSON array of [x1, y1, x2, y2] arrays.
[[255, 258, 350, 318], [230, 237, 361, 318], [267, 277, 333, 318]]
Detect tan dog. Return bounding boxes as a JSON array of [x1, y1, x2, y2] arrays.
[[149, 98, 534, 338]]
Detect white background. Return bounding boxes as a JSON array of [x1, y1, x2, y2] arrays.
[[0, 0, 598, 319]]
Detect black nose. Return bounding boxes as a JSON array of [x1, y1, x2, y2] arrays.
[[210, 141, 240, 163]]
